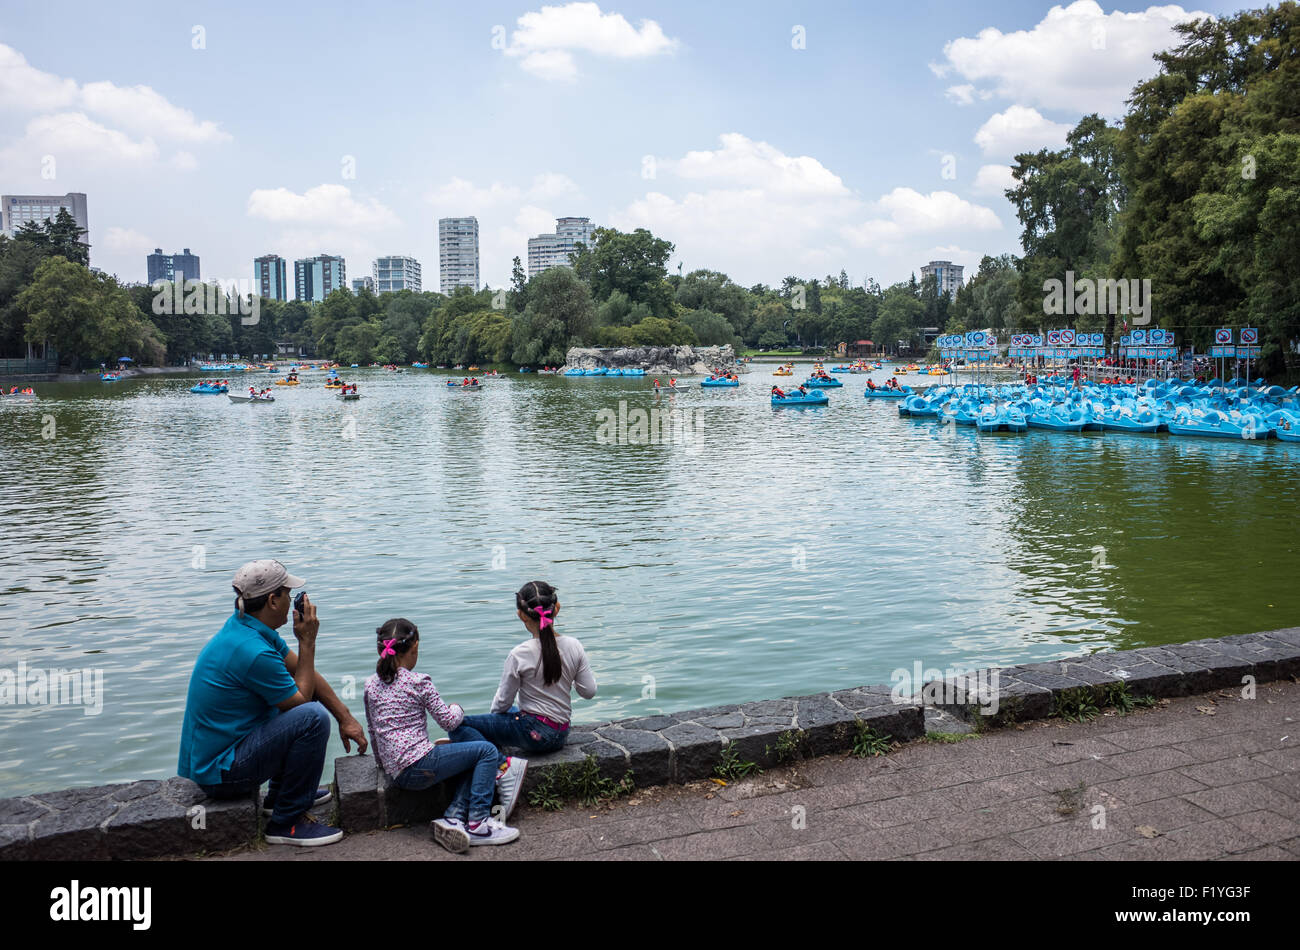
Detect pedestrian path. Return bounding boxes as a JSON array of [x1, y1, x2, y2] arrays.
[[204, 679, 1300, 861]]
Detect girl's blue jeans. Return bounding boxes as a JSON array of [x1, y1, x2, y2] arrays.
[[393, 740, 500, 824], [449, 707, 568, 762]]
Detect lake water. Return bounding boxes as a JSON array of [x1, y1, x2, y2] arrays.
[[1, 364, 1297, 795]]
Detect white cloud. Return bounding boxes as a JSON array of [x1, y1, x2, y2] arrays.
[[426, 177, 522, 209], [426, 173, 580, 211], [945, 84, 994, 106], [606, 133, 1013, 287], [0, 43, 230, 145], [519, 50, 579, 82], [946, 84, 976, 106], [664, 133, 849, 198], [876, 188, 1003, 232], [103, 227, 156, 256], [506, 2, 679, 80], [492, 204, 566, 265], [80, 81, 231, 144], [246, 184, 399, 230], [973, 163, 1017, 196], [170, 151, 199, 171], [974, 105, 1072, 157], [0, 44, 77, 111], [843, 189, 1002, 254], [935, 1, 1211, 115], [529, 172, 580, 200], [13, 112, 160, 164]]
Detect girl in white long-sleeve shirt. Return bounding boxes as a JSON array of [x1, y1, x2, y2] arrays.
[[448, 581, 597, 759]]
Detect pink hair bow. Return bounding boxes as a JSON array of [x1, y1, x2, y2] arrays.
[[535, 607, 553, 630], [380, 638, 397, 658]]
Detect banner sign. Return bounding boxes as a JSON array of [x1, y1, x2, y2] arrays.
[[1211, 345, 1236, 358]]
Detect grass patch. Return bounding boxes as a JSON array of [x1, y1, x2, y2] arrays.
[[524, 755, 635, 811], [924, 731, 980, 743], [714, 745, 762, 781], [1052, 687, 1102, 723], [850, 721, 896, 758], [765, 729, 809, 764], [1102, 681, 1157, 715]]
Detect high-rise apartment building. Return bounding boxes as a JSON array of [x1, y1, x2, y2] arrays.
[[294, 254, 346, 302], [352, 276, 375, 294], [147, 248, 201, 284], [920, 260, 964, 298], [254, 254, 288, 301], [527, 216, 595, 279], [2, 192, 89, 256], [438, 217, 479, 295], [374, 255, 421, 293]]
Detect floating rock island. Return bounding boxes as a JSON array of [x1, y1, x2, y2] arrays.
[[565, 345, 738, 376]]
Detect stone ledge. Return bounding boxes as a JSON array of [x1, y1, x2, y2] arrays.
[[331, 695, 927, 823], [4, 629, 1297, 856], [0, 777, 256, 860], [925, 629, 1300, 725]]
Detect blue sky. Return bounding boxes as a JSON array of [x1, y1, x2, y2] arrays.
[[0, 1, 1243, 292]]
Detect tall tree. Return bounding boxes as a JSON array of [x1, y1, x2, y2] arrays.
[[569, 227, 675, 317], [1118, 2, 1300, 372], [1007, 114, 1126, 339], [20, 257, 162, 368], [509, 256, 529, 314], [13, 209, 89, 266]]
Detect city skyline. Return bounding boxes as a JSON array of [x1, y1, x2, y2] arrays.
[[0, 1, 1241, 291]]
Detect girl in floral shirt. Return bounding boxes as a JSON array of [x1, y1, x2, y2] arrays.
[[363, 618, 521, 851]]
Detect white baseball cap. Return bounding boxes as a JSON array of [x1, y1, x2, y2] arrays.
[[232, 559, 306, 598]]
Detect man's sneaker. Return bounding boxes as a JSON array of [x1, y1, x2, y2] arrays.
[[261, 786, 332, 817], [264, 816, 343, 847], [465, 817, 520, 846], [431, 817, 470, 854], [495, 756, 528, 820]]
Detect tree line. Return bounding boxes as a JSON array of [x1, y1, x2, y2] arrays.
[[1, 217, 951, 369], [953, 4, 1300, 377], [3, 5, 1296, 376]]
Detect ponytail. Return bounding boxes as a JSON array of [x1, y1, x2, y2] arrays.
[[516, 581, 561, 686], [376, 618, 419, 684]]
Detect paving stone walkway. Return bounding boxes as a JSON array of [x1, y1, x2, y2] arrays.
[[204, 678, 1300, 861]]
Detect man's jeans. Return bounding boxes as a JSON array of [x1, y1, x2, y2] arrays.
[[393, 740, 500, 824], [448, 708, 568, 763], [198, 702, 330, 826]]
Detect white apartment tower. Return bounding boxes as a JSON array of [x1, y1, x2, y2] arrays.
[[527, 216, 595, 279], [921, 260, 964, 298], [438, 217, 479, 294], [373, 255, 421, 293]]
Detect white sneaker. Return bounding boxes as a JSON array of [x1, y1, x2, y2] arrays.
[[466, 816, 520, 846], [496, 756, 528, 820], [431, 817, 470, 854]]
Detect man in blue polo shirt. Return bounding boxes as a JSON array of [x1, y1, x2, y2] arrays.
[[178, 559, 367, 846]]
